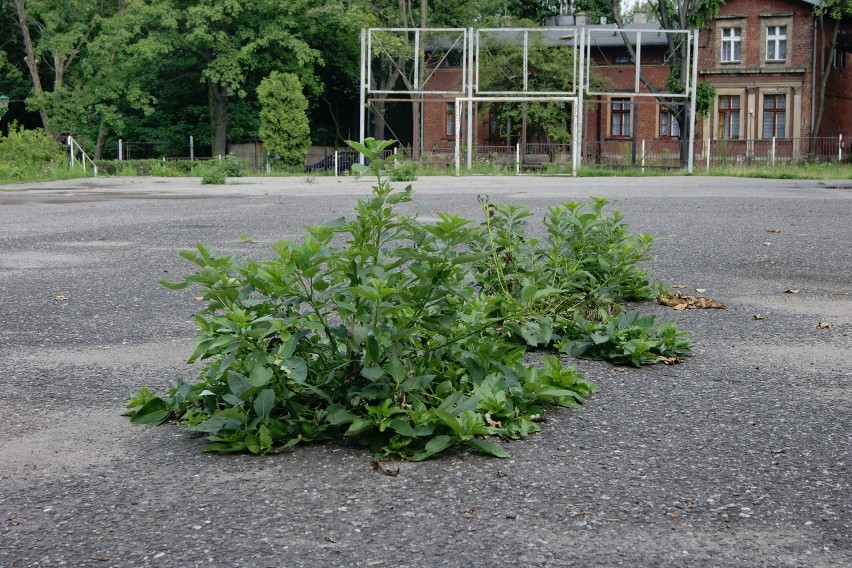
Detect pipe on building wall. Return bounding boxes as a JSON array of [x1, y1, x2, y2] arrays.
[[811, 16, 817, 137]]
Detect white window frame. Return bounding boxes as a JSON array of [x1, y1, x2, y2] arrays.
[[721, 27, 742, 63], [717, 94, 741, 140], [659, 108, 681, 139], [760, 93, 787, 139], [766, 25, 787, 62]]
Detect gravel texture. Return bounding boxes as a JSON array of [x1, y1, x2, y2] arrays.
[[0, 175, 849, 567]]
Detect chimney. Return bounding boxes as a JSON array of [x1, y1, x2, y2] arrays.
[[633, 10, 647, 24]]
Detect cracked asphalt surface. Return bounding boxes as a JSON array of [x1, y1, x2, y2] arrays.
[[0, 175, 850, 567]]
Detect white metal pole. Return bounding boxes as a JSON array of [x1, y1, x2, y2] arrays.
[[467, 28, 474, 170], [334, 151, 339, 177], [641, 139, 645, 173], [68, 136, 73, 171], [118, 139, 123, 161], [635, 31, 642, 94], [455, 97, 462, 176], [571, 100, 578, 177], [687, 30, 699, 174], [516, 143, 520, 175], [706, 139, 711, 171], [189, 136, 194, 160], [772, 137, 776, 166], [359, 28, 367, 165], [575, 27, 585, 175], [840, 134, 844, 162]]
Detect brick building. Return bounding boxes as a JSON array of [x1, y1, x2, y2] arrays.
[[696, 0, 819, 159], [412, 0, 850, 166], [815, 9, 852, 139]]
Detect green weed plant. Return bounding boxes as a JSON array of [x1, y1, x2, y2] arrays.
[[126, 138, 689, 460]]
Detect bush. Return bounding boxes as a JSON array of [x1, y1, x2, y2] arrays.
[[0, 123, 65, 181], [126, 138, 690, 460], [200, 164, 227, 185], [388, 160, 417, 181]]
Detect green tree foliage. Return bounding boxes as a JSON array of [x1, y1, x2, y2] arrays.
[[478, 33, 578, 144], [258, 71, 311, 169]]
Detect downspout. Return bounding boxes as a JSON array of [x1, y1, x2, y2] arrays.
[[811, 16, 817, 137]]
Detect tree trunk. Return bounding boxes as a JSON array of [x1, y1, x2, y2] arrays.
[[811, 18, 841, 143], [14, 0, 51, 134], [208, 81, 228, 156], [95, 115, 107, 160]]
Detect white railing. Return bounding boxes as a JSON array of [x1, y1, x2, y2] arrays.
[[67, 135, 98, 176]]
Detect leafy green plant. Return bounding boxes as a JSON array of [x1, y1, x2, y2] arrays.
[[126, 137, 597, 460], [469, 194, 690, 364], [560, 311, 691, 366], [0, 123, 66, 182], [200, 164, 227, 185], [388, 160, 417, 181]]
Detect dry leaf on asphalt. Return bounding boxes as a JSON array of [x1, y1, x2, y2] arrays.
[[673, 284, 687, 289], [754, 314, 765, 320], [784, 289, 800, 294], [658, 356, 681, 365], [765, 228, 782, 234], [371, 460, 400, 476], [657, 292, 727, 310], [815, 322, 831, 329], [763, 241, 772, 246], [54, 295, 70, 301], [695, 288, 707, 293]]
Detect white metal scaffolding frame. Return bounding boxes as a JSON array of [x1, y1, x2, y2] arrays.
[[359, 25, 700, 173], [453, 96, 580, 176]]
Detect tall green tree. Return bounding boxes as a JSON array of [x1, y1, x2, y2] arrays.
[[168, 0, 321, 156], [258, 71, 310, 169], [12, 0, 120, 136]]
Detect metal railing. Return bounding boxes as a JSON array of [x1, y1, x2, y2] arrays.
[[67, 136, 98, 176]]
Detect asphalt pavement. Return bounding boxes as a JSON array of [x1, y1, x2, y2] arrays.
[[0, 175, 850, 567]]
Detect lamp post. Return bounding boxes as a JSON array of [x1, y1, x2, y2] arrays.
[[0, 95, 9, 121]]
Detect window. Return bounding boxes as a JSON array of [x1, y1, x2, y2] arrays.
[[611, 98, 631, 137], [718, 95, 740, 139], [660, 109, 681, 138], [762, 94, 786, 138], [834, 47, 846, 70], [721, 27, 742, 62], [488, 114, 506, 139], [446, 102, 455, 137], [766, 25, 787, 61]]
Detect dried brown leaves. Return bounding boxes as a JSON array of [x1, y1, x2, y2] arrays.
[[657, 292, 728, 311]]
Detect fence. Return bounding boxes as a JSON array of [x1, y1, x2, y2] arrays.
[[581, 135, 848, 170], [101, 134, 847, 177]]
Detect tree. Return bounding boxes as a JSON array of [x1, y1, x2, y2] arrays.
[[811, 0, 852, 140], [257, 71, 310, 169], [478, 31, 581, 148], [12, 0, 119, 136], [168, 0, 321, 156]]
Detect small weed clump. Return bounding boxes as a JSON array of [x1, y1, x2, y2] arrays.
[[199, 155, 247, 185], [126, 139, 690, 460], [388, 160, 417, 181]]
